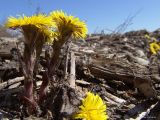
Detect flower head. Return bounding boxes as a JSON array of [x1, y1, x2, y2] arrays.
[[5, 14, 55, 42], [50, 10, 87, 40], [150, 42, 160, 54], [145, 34, 157, 43], [74, 92, 108, 120], [145, 34, 151, 40]]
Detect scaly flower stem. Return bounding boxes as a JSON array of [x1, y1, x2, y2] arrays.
[[39, 37, 69, 102], [39, 72, 49, 102], [22, 41, 37, 110], [39, 42, 62, 101], [23, 80, 37, 107]]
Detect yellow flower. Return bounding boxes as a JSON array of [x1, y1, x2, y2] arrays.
[[50, 10, 88, 40], [145, 34, 151, 40], [5, 14, 55, 28], [150, 42, 160, 54], [5, 14, 55, 42], [74, 92, 108, 120], [145, 34, 157, 42]]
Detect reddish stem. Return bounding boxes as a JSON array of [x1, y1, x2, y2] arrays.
[[39, 72, 49, 103], [23, 80, 38, 110]]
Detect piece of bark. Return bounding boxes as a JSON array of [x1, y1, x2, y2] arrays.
[[76, 80, 90, 85], [68, 52, 76, 88], [0, 77, 24, 90], [64, 41, 71, 79], [88, 64, 143, 84], [88, 65, 156, 98], [8, 82, 21, 89], [104, 91, 126, 104], [103, 96, 119, 106]]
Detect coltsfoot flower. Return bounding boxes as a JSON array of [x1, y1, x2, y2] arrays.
[[74, 92, 108, 120], [5, 14, 55, 42], [150, 42, 160, 54], [50, 10, 87, 40], [5, 13, 55, 111]]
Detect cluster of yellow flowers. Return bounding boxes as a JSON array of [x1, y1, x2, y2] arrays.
[[74, 92, 108, 120], [5, 10, 88, 43], [5, 11, 109, 119], [145, 34, 160, 54]]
